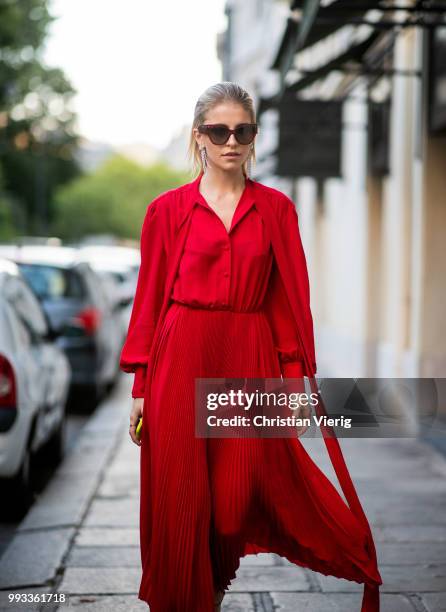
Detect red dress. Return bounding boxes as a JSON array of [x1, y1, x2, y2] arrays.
[[120, 173, 382, 611]]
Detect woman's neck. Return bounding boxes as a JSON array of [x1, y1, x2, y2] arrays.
[[200, 167, 246, 196]]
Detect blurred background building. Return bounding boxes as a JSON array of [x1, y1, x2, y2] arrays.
[[219, 1, 446, 397]]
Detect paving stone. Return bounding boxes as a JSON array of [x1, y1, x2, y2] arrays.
[[82, 499, 138, 528], [376, 542, 446, 565], [57, 592, 254, 611], [74, 528, 139, 547], [58, 568, 141, 595], [271, 592, 416, 612], [221, 593, 255, 611], [96, 473, 139, 498], [239, 553, 277, 566], [106, 459, 139, 476], [66, 546, 140, 567], [373, 525, 446, 543], [58, 595, 148, 610], [0, 528, 75, 589], [0, 587, 53, 612], [316, 564, 446, 593], [57, 446, 111, 476], [364, 501, 446, 526], [419, 592, 446, 612], [355, 477, 446, 496], [227, 566, 309, 592], [18, 472, 99, 531]]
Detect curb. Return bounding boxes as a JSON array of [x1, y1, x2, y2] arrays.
[[0, 377, 129, 593]]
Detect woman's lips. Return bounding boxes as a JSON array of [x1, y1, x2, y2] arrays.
[[223, 153, 240, 156]]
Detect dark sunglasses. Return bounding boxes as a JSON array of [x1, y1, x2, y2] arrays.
[[197, 123, 258, 145]]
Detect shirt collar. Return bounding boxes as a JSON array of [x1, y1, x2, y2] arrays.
[[179, 171, 257, 231]]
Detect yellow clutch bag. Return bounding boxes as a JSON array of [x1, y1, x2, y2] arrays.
[[136, 417, 143, 438]]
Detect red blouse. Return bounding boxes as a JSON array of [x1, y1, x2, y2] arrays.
[[128, 175, 305, 398]]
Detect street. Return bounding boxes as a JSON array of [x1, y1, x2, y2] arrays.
[[0, 375, 445, 611], [0, 409, 91, 560]]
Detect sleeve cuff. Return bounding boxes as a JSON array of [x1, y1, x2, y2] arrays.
[[131, 366, 147, 398], [281, 360, 305, 379]]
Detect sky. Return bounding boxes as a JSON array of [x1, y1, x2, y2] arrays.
[[43, 0, 226, 150]]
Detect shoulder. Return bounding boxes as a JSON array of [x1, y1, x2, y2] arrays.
[[249, 179, 297, 218], [145, 187, 177, 215], [143, 184, 186, 231], [143, 180, 197, 240], [145, 180, 195, 216]]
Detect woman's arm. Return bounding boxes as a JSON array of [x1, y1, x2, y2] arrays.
[[264, 193, 316, 378], [263, 256, 305, 378], [119, 197, 167, 398]]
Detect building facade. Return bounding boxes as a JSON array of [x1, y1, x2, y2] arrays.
[[220, 1, 446, 415]]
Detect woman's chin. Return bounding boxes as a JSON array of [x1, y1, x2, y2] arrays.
[[211, 158, 244, 172]]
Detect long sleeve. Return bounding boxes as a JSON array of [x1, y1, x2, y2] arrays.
[[263, 192, 317, 378], [279, 195, 316, 376], [119, 197, 167, 398], [263, 256, 305, 378]]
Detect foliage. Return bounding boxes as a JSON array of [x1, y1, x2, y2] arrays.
[[51, 155, 190, 240], [0, 0, 81, 234]]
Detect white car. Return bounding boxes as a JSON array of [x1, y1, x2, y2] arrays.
[[0, 258, 71, 518], [0, 244, 124, 403]]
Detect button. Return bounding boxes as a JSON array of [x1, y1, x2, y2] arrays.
[[223, 272, 229, 278], [223, 245, 229, 251]]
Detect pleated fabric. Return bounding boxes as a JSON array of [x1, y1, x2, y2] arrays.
[[138, 301, 378, 611]]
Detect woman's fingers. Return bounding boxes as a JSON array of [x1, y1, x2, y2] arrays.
[[295, 404, 311, 437], [129, 423, 141, 446], [129, 398, 144, 446]]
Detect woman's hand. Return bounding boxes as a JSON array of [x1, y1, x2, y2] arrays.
[[295, 404, 311, 437], [129, 397, 144, 446]]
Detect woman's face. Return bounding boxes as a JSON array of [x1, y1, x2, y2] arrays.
[[194, 102, 255, 174]]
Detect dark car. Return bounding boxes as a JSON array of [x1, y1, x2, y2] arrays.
[[0, 245, 123, 407]]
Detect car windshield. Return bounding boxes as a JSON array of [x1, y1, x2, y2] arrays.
[[18, 264, 85, 300]]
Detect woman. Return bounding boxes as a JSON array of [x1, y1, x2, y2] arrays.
[[120, 82, 382, 612]]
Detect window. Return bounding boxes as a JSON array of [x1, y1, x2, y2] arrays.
[[4, 276, 49, 345], [18, 264, 85, 300]]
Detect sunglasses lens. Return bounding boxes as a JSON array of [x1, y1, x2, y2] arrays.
[[208, 126, 230, 144], [235, 124, 257, 144], [202, 124, 257, 145]]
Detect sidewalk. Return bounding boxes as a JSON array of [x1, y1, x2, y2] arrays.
[[1, 376, 445, 611]]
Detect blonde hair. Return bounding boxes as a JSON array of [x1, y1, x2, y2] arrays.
[[187, 81, 257, 178]]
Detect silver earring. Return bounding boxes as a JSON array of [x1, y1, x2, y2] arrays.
[[200, 147, 208, 173], [246, 146, 254, 178]]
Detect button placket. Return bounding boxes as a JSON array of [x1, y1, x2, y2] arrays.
[[221, 238, 231, 307]]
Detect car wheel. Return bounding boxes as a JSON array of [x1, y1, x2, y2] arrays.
[[36, 418, 66, 468], [3, 447, 35, 520]]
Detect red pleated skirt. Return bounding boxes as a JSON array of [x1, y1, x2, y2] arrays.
[[138, 301, 380, 611]]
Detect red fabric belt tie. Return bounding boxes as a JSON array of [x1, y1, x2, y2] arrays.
[[307, 376, 382, 611]]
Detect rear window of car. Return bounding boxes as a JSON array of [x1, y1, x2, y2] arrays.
[[18, 264, 85, 300]]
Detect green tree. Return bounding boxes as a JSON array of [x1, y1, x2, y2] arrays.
[[0, 0, 81, 235], [51, 155, 190, 240]]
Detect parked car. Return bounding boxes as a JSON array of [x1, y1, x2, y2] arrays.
[[76, 244, 139, 309], [0, 258, 71, 517], [0, 245, 123, 405]]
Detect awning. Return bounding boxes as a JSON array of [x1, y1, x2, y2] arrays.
[[287, 29, 381, 93], [266, 0, 446, 108], [258, 29, 381, 115], [271, 1, 374, 86]]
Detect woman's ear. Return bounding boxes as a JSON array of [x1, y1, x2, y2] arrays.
[[193, 128, 201, 147]]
